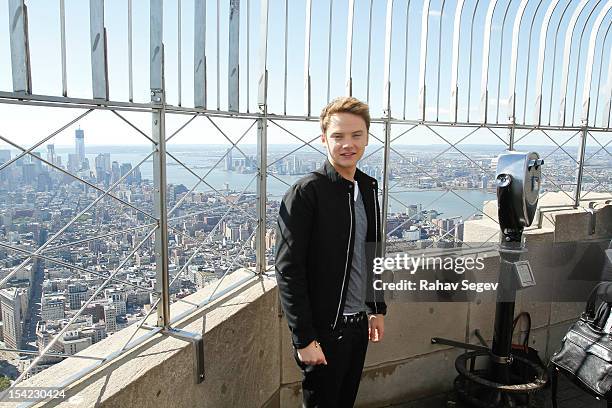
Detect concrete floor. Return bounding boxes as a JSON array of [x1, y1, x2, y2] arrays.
[[391, 375, 609, 408]]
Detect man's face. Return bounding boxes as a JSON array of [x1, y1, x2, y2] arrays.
[[321, 112, 369, 170]]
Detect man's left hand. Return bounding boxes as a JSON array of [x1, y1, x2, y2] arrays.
[[368, 314, 384, 342]]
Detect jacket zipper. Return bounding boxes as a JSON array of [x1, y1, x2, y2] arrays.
[[372, 185, 379, 315], [333, 192, 353, 330]]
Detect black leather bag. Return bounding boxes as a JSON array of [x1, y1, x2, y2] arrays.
[[550, 282, 612, 407]]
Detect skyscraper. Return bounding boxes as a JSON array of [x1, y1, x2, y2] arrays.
[[75, 128, 85, 165], [0, 150, 10, 164], [0, 287, 27, 349], [225, 148, 233, 171], [46, 144, 56, 165], [67, 154, 80, 174]]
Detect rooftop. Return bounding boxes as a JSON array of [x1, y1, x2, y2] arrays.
[[0, 0, 610, 406]]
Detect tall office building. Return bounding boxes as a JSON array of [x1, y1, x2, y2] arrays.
[[94, 153, 111, 172], [120, 163, 133, 184], [41, 295, 66, 321], [75, 128, 85, 165], [46, 144, 56, 165], [0, 150, 10, 164], [111, 161, 120, 183], [103, 304, 117, 333], [67, 154, 80, 173], [0, 287, 27, 349], [67, 283, 88, 310], [95, 153, 111, 183], [32, 152, 43, 172], [225, 148, 233, 171]]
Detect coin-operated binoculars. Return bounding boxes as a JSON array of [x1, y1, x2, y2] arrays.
[[495, 152, 543, 242], [491, 152, 543, 385], [432, 152, 547, 407]]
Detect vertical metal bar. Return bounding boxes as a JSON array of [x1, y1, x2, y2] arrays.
[[8, 0, 31, 94], [435, 0, 447, 121], [258, 0, 268, 108], [606, 66, 612, 128], [547, 0, 573, 125], [496, 1, 513, 123], [257, 0, 269, 274], [507, 0, 530, 124], [479, 0, 499, 124], [381, 118, 391, 254], [90, 0, 109, 100], [152, 96, 170, 327], [283, 0, 289, 112], [574, 128, 588, 207], [304, 0, 312, 116], [581, 5, 612, 126], [228, 0, 240, 112], [150, 0, 170, 328], [128, 0, 133, 102], [178, 0, 182, 107], [151, 0, 163, 91], [605, 30, 612, 128], [247, 0, 250, 113], [559, 0, 591, 127], [602, 27, 612, 129], [383, 0, 394, 111], [60, 0, 67, 97], [534, 0, 562, 125], [450, 0, 466, 123], [402, 0, 411, 120], [521, 0, 545, 125], [465, 0, 480, 123], [418, 0, 431, 121], [366, 0, 374, 103], [593, 22, 612, 126], [326, 0, 334, 103], [573, 1, 606, 125], [217, 0, 221, 110], [194, 0, 207, 108], [345, 0, 355, 96], [381, 0, 393, 253]]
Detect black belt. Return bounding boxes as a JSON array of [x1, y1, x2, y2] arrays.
[[341, 311, 367, 326]]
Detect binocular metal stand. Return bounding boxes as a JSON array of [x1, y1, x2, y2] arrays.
[[432, 239, 547, 407], [431, 152, 547, 407]]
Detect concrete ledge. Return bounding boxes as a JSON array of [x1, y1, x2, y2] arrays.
[[23, 270, 279, 408]]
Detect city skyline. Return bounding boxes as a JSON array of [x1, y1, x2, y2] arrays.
[[0, 0, 609, 394]]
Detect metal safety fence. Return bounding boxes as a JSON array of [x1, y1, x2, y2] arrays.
[[0, 0, 610, 403]]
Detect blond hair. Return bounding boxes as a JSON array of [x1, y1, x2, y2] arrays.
[[319, 96, 371, 134]]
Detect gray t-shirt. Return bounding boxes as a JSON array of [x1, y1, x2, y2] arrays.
[[343, 181, 368, 314]]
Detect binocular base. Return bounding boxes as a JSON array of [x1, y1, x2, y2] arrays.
[[452, 349, 547, 408]]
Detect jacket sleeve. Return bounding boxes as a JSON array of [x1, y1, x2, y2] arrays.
[[366, 186, 387, 316], [275, 182, 317, 349]]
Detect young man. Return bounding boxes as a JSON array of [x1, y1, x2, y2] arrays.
[[275, 97, 387, 407]]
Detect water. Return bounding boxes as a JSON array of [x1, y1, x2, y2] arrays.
[[64, 145, 495, 219]]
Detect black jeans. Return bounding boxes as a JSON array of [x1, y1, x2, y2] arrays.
[[293, 316, 369, 408]]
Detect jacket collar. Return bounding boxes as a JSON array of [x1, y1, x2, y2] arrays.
[[318, 158, 372, 187]]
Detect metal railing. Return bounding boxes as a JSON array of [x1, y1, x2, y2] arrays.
[[0, 0, 610, 403]]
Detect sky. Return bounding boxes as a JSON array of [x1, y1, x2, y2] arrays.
[[0, 0, 611, 148]]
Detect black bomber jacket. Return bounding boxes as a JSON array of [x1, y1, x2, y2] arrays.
[[275, 159, 387, 349]]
